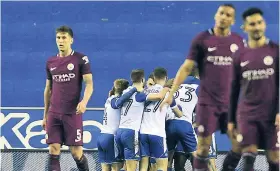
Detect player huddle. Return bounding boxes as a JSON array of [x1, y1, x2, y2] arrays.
[[43, 3, 278, 171]]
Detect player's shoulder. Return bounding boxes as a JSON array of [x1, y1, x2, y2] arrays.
[[193, 29, 211, 41], [46, 55, 58, 63], [122, 86, 135, 94], [230, 32, 243, 40], [73, 51, 87, 58], [184, 76, 200, 85], [267, 40, 279, 49]]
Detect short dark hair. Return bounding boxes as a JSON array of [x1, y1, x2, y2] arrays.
[[153, 67, 167, 80], [220, 3, 235, 11], [114, 79, 130, 95], [242, 7, 263, 21], [56, 25, 74, 38], [131, 69, 145, 83]]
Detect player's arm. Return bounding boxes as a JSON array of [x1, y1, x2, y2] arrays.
[[171, 100, 183, 117], [170, 60, 196, 96], [81, 74, 94, 104], [42, 63, 52, 130], [77, 56, 93, 114], [43, 79, 52, 120], [111, 88, 137, 109], [228, 53, 241, 127], [148, 87, 170, 101], [161, 35, 202, 108]]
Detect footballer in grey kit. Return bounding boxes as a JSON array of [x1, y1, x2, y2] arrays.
[[229, 7, 279, 171], [42, 26, 93, 171]]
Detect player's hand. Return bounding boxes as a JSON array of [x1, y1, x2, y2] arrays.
[[275, 113, 280, 130], [42, 118, 47, 130], [76, 101, 87, 114], [227, 122, 237, 138], [159, 94, 173, 111]]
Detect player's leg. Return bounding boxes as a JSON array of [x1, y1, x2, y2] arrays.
[[140, 157, 149, 171], [46, 113, 63, 171], [139, 134, 150, 171], [149, 158, 157, 171], [207, 134, 217, 171], [264, 120, 279, 171], [173, 150, 189, 171], [112, 162, 124, 171], [192, 104, 217, 171], [207, 159, 217, 171], [63, 114, 89, 171], [115, 129, 126, 171], [150, 135, 168, 171], [97, 133, 122, 171], [176, 121, 197, 170], [167, 150, 175, 171], [97, 134, 110, 171], [220, 112, 242, 171], [238, 119, 259, 171], [121, 129, 140, 171], [165, 120, 179, 171]]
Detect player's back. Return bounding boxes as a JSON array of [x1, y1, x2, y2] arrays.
[[188, 29, 244, 106], [173, 76, 200, 123], [46, 51, 91, 114], [235, 40, 279, 120], [101, 95, 121, 134], [119, 86, 145, 131], [140, 84, 167, 137]]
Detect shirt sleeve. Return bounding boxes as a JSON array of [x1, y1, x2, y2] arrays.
[[80, 56, 92, 75], [46, 62, 52, 80], [111, 88, 137, 109], [135, 92, 147, 102], [186, 33, 204, 64]]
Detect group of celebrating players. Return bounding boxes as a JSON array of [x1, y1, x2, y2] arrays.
[[43, 3, 279, 171]]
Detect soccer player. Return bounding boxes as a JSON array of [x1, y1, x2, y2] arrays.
[[160, 4, 245, 171], [139, 67, 183, 171], [98, 79, 137, 171], [115, 69, 168, 171], [229, 7, 279, 171], [164, 76, 199, 171], [42, 26, 93, 171]]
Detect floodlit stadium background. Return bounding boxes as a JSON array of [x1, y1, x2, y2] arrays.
[[1, 1, 279, 170]]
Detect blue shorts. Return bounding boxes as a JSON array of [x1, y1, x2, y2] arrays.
[[175, 131, 217, 159], [140, 134, 168, 159], [166, 120, 197, 153], [115, 128, 140, 161], [97, 133, 120, 164]]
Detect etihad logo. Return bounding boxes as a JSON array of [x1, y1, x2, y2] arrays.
[[52, 73, 75, 82], [242, 68, 274, 80], [207, 56, 232, 65]]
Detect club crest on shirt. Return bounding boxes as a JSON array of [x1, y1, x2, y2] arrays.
[[67, 63, 75, 70], [263, 56, 273, 66], [230, 44, 238, 53]]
